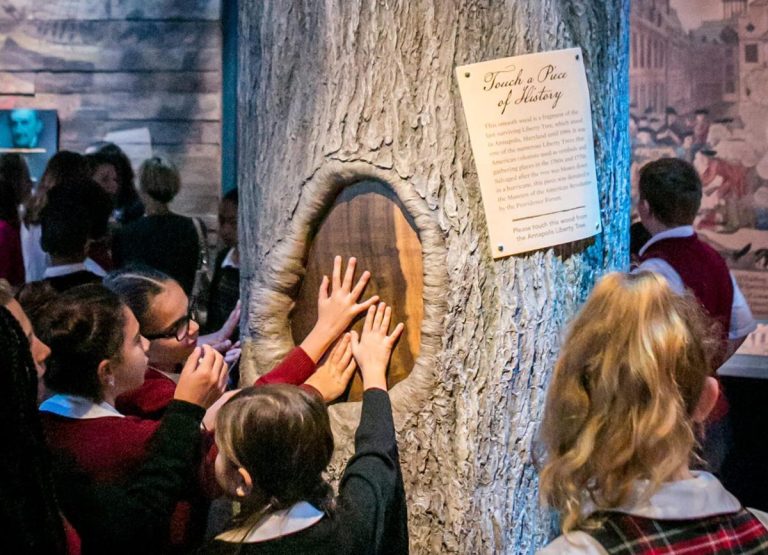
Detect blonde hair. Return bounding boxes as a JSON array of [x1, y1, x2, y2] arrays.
[[538, 272, 718, 533], [139, 156, 180, 204]]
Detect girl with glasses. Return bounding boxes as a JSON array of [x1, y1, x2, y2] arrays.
[[105, 256, 379, 420]]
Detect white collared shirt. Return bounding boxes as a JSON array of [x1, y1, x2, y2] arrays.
[[84, 257, 107, 277], [215, 501, 324, 543], [39, 393, 124, 419], [634, 226, 757, 339], [221, 248, 240, 270], [43, 262, 88, 279], [538, 472, 768, 554]]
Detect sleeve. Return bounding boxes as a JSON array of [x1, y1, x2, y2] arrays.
[[333, 389, 408, 554], [536, 532, 609, 555], [59, 401, 206, 554], [116, 374, 177, 420], [253, 346, 316, 387], [729, 273, 757, 340]]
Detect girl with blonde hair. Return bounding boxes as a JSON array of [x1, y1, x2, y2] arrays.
[[538, 272, 768, 554]]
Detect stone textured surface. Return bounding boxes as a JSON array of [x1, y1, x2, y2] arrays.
[[238, 1, 630, 552]]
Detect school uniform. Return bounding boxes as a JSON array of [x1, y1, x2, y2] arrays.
[[40, 394, 215, 552], [538, 472, 768, 554], [51, 400, 208, 554], [42, 263, 102, 292], [198, 388, 409, 554], [635, 226, 756, 346]]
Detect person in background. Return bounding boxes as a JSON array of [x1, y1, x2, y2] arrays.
[[21, 151, 91, 282], [200, 302, 408, 554], [205, 189, 240, 335], [85, 142, 144, 225], [38, 181, 111, 291], [112, 156, 200, 295], [634, 158, 756, 473], [0, 154, 32, 286], [537, 272, 768, 554]]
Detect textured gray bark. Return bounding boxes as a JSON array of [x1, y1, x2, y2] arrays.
[[238, 1, 630, 553]]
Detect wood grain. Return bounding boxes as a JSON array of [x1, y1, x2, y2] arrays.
[[290, 180, 423, 401]]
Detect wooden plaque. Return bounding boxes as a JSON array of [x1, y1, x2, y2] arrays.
[[290, 180, 424, 401]]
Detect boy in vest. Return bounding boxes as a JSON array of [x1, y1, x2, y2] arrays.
[[634, 158, 756, 470]]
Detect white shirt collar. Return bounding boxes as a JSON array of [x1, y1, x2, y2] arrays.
[[39, 393, 124, 419], [585, 471, 741, 520], [222, 248, 240, 269], [216, 501, 324, 543], [43, 262, 88, 278], [638, 225, 694, 257], [84, 257, 107, 277]]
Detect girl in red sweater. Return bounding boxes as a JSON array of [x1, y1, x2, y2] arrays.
[[106, 256, 377, 419], [0, 279, 227, 554]]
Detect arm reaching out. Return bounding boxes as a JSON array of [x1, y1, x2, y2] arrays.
[[300, 256, 379, 362], [350, 303, 404, 392], [304, 333, 358, 402]]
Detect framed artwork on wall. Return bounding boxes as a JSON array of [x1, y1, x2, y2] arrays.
[[0, 109, 59, 182]]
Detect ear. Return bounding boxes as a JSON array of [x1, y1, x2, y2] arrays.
[[96, 359, 114, 389], [235, 467, 253, 498], [692, 376, 719, 424], [638, 198, 651, 219]]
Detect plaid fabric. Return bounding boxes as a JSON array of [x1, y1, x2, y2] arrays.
[[589, 509, 768, 554]]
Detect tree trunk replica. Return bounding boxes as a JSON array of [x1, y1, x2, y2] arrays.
[[238, 1, 629, 552]]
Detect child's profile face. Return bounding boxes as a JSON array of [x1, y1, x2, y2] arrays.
[[218, 199, 238, 249]]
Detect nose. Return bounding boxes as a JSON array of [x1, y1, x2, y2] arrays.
[[140, 335, 151, 352], [187, 319, 200, 344]]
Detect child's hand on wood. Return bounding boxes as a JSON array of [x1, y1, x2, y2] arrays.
[[350, 303, 404, 392], [301, 256, 379, 361], [304, 333, 357, 402]]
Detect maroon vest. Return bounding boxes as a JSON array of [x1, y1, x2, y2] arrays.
[[639, 234, 733, 346]]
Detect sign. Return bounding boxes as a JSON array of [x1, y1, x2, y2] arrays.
[[456, 47, 601, 258]]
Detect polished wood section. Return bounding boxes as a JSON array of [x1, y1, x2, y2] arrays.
[[290, 180, 424, 401]]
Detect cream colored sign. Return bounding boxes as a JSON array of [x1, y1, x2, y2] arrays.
[[456, 47, 602, 258]]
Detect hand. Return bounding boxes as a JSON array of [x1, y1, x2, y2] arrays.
[[350, 303, 404, 392], [174, 345, 228, 408], [303, 334, 357, 402], [224, 340, 241, 367], [199, 301, 241, 350], [301, 256, 379, 361], [202, 389, 240, 431]]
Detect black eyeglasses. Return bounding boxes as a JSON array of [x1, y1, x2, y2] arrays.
[[143, 312, 192, 342]]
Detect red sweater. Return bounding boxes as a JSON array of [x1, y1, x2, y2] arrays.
[[639, 233, 733, 350], [117, 346, 317, 419], [42, 347, 317, 551], [639, 233, 733, 420]]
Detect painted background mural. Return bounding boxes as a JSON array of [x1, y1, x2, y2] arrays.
[[631, 0, 768, 356]]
